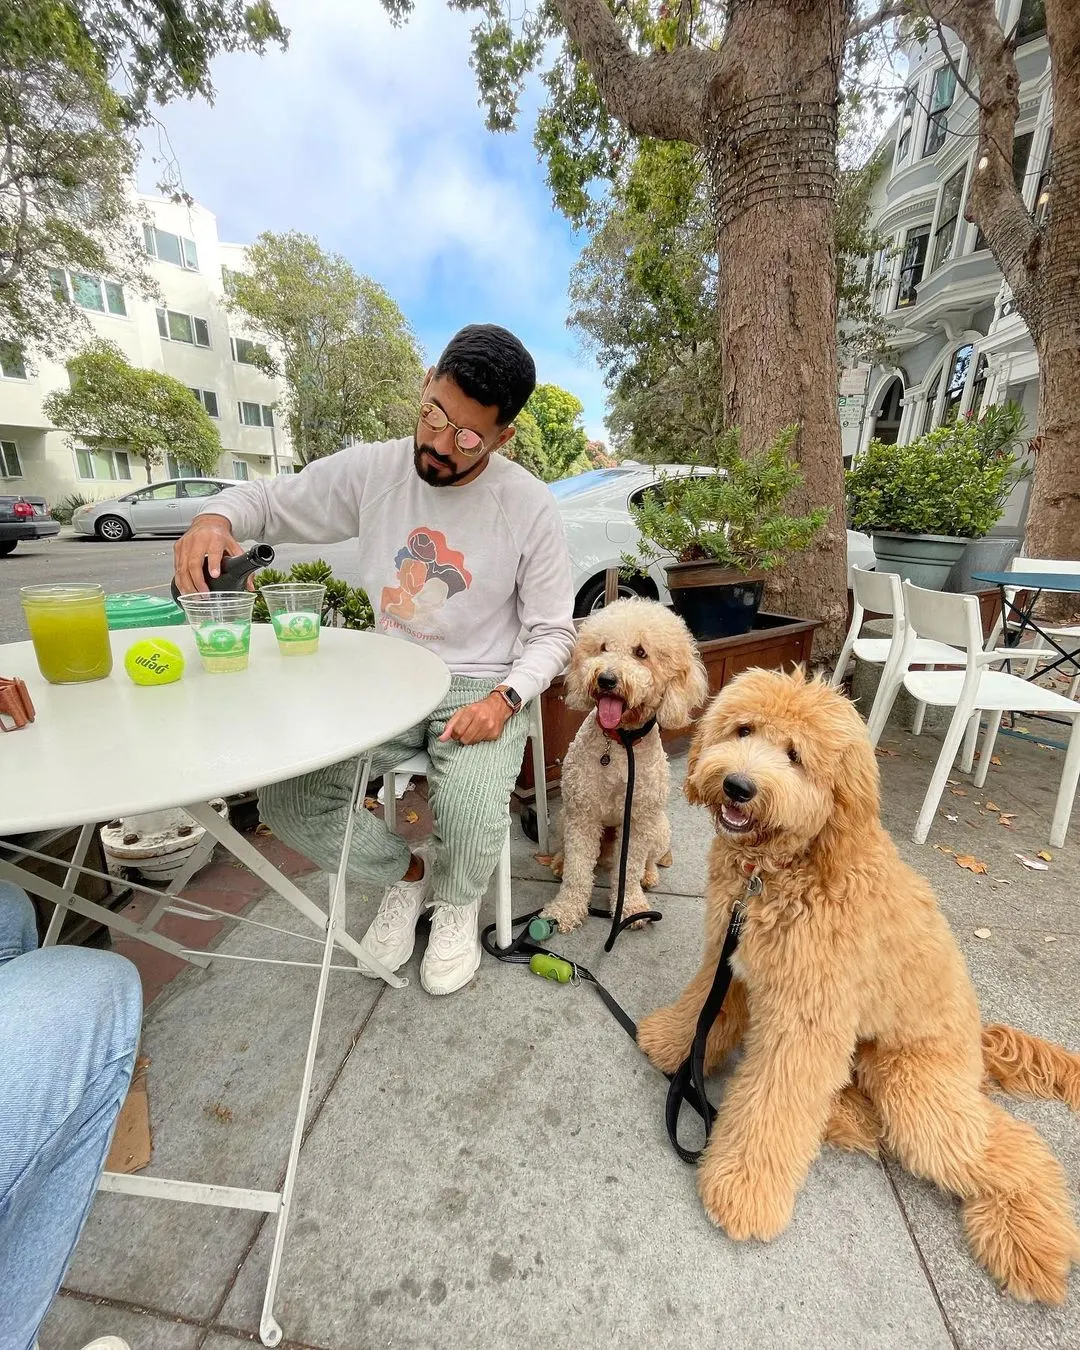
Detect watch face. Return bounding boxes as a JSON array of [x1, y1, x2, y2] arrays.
[[503, 686, 521, 709]]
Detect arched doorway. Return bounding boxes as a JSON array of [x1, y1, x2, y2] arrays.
[[872, 377, 904, 444]]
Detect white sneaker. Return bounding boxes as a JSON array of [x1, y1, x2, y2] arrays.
[[357, 846, 432, 977], [420, 899, 482, 995], [80, 1339, 131, 1350]]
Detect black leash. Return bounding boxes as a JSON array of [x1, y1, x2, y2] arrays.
[[605, 716, 658, 951]]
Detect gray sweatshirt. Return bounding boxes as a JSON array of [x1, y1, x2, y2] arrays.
[[198, 438, 576, 703]]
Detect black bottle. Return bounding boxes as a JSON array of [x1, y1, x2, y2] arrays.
[[171, 543, 275, 603]]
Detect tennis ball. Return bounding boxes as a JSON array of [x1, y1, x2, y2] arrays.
[[124, 637, 185, 686]]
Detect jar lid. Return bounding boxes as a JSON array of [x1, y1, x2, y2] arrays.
[[104, 592, 186, 629]]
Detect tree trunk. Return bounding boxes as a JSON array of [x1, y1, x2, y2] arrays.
[[705, 0, 850, 655]]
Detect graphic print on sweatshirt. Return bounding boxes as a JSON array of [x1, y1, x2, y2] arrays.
[[379, 526, 473, 641]]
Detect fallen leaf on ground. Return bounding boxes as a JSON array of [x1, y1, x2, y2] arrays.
[[955, 855, 988, 874], [973, 928, 991, 939], [950, 787, 968, 797], [534, 854, 554, 866], [404, 810, 419, 824], [875, 746, 897, 757], [984, 801, 1000, 812], [1015, 853, 1049, 871], [1044, 935, 1057, 944], [364, 797, 378, 811], [998, 812, 1015, 821], [1037, 850, 1052, 861], [933, 845, 955, 855], [945, 813, 959, 822], [255, 824, 273, 837]]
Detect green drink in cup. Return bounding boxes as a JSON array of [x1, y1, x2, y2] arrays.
[[259, 583, 325, 656], [178, 591, 256, 673]]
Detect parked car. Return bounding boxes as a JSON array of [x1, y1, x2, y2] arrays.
[[72, 477, 245, 541], [550, 465, 876, 617], [0, 494, 61, 555]]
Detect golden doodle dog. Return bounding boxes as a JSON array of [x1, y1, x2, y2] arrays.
[[541, 600, 707, 934], [638, 667, 1080, 1304]]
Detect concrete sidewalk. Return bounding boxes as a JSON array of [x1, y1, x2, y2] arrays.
[[41, 723, 1078, 1350]]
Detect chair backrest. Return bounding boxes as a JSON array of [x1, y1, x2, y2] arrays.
[[1012, 556, 1080, 577], [851, 565, 904, 621], [902, 581, 983, 654]]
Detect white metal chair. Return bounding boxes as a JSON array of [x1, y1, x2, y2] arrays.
[[382, 699, 549, 950], [831, 567, 970, 745], [900, 581, 1080, 847], [985, 556, 1080, 701]]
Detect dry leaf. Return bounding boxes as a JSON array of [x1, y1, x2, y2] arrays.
[[955, 855, 988, 874], [998, 812, 1015, 820], [950, 787, 968, 797], [875, 746, 897, 757], [945, 813, 959, 822], [1044, 936, 1057, 944], [933, 845, 956, 855], [534, 853, 554, 866], [973, 928, 991, 940], [404, 810, 419, 825], [1037, 850, 1052, 862], [984, 801, 1000, 812], [1015, 853, 1049, 871], [255, 824, 273, 837], [364, 797, 378, 811]]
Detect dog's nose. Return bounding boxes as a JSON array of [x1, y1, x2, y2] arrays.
[[723, 773, 757, 803], [597, 671, 619, 692]]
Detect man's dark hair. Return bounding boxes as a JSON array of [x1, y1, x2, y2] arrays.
[[434, 324, 536, 424]]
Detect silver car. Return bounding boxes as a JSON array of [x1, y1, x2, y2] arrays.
[[549, 465, 875, 617], [72, 477, 244, 541]]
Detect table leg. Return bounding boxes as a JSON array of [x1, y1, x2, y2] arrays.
[[258, 753, 372, 1347], [42, 822, 94, 946]]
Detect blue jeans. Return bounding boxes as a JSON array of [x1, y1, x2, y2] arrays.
[[0, 880, 142, 1350]]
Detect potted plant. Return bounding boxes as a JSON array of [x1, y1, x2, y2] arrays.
[[846, 403, 1029, 590], [624, 426, 828, 640]]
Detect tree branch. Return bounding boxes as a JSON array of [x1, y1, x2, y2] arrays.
[[847, 1, 909, 41], [550, 0, 717, 143]]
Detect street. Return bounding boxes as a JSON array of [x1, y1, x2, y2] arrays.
[[0, 529, 364, 644]]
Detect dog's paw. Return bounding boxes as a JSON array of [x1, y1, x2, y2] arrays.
[[698, 1151, 794, 1242], [539, 895, 587, 934], [619, 892, 654, 929], [642, 863, 660, 890], [548, 852, 564, 879], [637, 1007, 692, 1075]]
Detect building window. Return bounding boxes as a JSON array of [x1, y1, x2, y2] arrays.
[[922, 368, 942, 434], [144, 223, 199, 271], [895, 88, 917, 165], [870, 240, 894, 314], [923, 66, 956, 158], [1034, 135, 1052, 224], [165, 456, 202, 478], [974, 131, 1035, 250], [0, 341, 26, 379], [221, 265, 241, 293], [932, 167, 967, 271], [0, 440, 23, 478], [277, 465, 295, 475], [230, 336, 266, 365], [74, 447, 131, 480], [941, 344, 975, 426], [156, 308, 211, 347], [189, 387, 219, 418], [969, 353, 990, 416], [895, 226, 930, 308], [49, 268, 126, 315], [1015, 0, 1046, 44], [238, 401, 275, 428], [232, 459, 250, 481]]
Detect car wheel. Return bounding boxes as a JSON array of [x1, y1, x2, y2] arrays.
[[95, 515, 132, 542], [573, 573, 659, 618], [0, 540, 16, 556]]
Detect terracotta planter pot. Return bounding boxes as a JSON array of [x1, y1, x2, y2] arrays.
[[665, 561, 766, 640]]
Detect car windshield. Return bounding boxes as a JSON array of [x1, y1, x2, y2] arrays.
[[548, 469, 632, 500]]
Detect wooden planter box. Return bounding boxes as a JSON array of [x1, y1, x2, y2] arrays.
[[516, 612, 820, 798]]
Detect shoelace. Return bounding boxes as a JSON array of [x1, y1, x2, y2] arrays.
[[373, 881, 423, 939], [428, 902, 477, 957]]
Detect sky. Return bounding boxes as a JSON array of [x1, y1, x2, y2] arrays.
[[137, 0, 610, 440]]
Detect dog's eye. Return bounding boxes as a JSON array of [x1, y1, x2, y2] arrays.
[[633, 646, 647, 660], [788, 746, 801, 766], [736, 724, 753, 738], [600, 643, 607, 653]]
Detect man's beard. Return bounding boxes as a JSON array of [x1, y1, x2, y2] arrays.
[[412, 439, 480, 486]]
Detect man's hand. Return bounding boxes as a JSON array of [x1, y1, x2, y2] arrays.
[[173, 514, 246, 595], [439, 692, 512, 745]]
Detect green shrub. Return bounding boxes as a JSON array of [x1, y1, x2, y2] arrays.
[[49, 492, 94, 525], [625, 425, 828, 574], [846, 403, 1028, 539], [253, 560, 374, 630]]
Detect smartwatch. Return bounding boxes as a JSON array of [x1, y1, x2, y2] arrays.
[[495, 684, 522, 714]]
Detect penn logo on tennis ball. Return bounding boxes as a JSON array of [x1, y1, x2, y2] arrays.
[[124, 638, 185, 686]]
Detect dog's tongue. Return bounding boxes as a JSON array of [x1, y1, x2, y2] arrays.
[[597, 695, 625, 731]]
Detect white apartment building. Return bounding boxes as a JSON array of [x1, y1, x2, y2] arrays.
[[847, 0, 1050, 538], [0, 195, 296, 504]]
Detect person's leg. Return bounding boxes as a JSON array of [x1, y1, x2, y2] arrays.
[[258, 720, 428, 887], [0, 944, 142, 1350], [420, 679, 530, 994], [0, 879, 38, 961]]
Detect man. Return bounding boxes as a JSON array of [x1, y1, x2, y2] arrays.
[[0, 879, 142, 1350], [174, 324, 576, 996]]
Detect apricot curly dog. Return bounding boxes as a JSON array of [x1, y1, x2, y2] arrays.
[[541, 600, 707, 934], [638, 667, 1080, 1304]]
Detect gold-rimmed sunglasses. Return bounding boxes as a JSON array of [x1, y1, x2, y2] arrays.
[[418, 402, 489, 457]]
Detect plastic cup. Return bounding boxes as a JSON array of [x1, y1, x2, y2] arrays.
[[178, 592, 256, 673], [259, 583, 325, 656], [20, 584, 113, 684]]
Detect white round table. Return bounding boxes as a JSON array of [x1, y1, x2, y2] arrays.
[[0, 623, 449, 1348], [0, 624, 450, 833]]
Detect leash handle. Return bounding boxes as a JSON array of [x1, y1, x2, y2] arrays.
[[665, 899, 746, 1164]]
